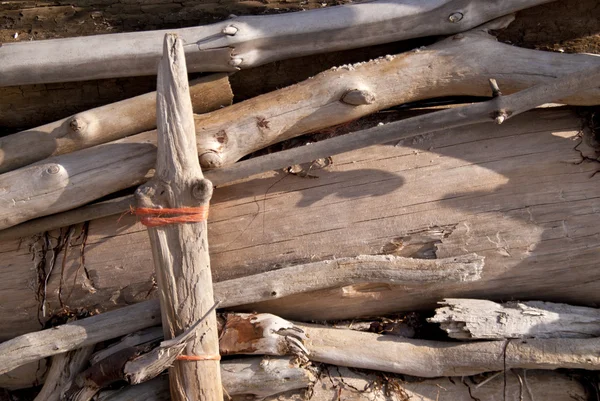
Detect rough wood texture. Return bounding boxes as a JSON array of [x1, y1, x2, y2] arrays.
[[0, 74, 232, 173], [430, 298, 600, 339], [33, 346, 94, 401], [95, 357, 315, 401], [220, 313, 600, 377], [3, 30, 600, 231], [0, 253, 480, 375], [136, 33, 222, 401], [272, 368, 587, 401], [0, 108, 598, 339], [0, 0, 556, 86]]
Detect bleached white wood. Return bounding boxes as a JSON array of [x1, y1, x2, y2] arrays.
[[0, 253, 481, 375], [429, 298, 600, 339], [0, 0, 556, 86], [2, 31, 600, 231], [0, 75, 232, 173], [219, 313, 600, 377]]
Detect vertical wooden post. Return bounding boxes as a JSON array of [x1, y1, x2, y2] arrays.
[[135, 33, 222, 401]]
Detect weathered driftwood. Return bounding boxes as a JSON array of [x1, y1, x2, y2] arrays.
[[429, 298, 600, 339], [95, 357, 315, 401], [219, 313, 600, 377], [33, 346, 94, 401], [136, 34, 222, 401], [90, 327, 164, 365], [0, 0, 556, 86], [0, 74, 232, 173], [0, 253, 481, 375], [3, 37, 600, 231]]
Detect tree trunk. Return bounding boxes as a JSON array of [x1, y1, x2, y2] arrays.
[[135, 34, 222, 401]]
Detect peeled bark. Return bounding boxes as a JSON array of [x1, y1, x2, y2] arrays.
[[430, 298, 600, 339], [0, 74, 232, 173], [0, 0, 556, 86]]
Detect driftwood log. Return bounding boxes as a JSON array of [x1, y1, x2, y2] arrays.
[[430, 298, 600, 339], [219, 313, 600, 377], [0, 108, 598, 338], [0, 0, 556, 86], [0, 253, 481, 375], [2, 37, 600, 231], [0, 74, 232, 173], [135, 34, 222, 401]]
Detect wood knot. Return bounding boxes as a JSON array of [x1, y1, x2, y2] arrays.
[[341, 89, 376, 106], [192, 179, 214, 204], [69, 116, 87, 135], [199, 152, 223, 169]]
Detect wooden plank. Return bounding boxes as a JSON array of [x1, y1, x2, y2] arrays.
[[0, 108, 598, 340]]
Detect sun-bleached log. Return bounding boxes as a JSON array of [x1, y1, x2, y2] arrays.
[[429, 298, 600, 339], [0, 253, 482, 375], [219, 313, 600, 377], [2, 30, 600, 231], [0, 0, 556, 86], [0, 74, 232, 173], [2, 31, 600, 232], [95, 357, 315, 401]]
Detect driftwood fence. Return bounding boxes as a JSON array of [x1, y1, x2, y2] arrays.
[[1, 0, 599, 400]]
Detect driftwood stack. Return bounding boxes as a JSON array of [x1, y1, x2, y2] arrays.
[[1, 0, 599, 400]]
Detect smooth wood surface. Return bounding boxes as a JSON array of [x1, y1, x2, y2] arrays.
[[0, 108, 598, 338], [430, 298, 600, 339], [3, 31, 600, 231], [0, 0, 555, 86], [136, 34, 222, 401], [0, 74, 232, 173]]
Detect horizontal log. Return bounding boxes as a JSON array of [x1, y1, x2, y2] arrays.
[[3, 34, 600, 230], [429, 298, 600, 339], [0, 254, 481, 374], [220, 313, 600, 377], [0, 74, 232, 173], [0, 0, 555, 86], [95, 357, 314, 401]]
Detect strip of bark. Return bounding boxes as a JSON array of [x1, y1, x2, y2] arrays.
[[429, 298, 600, 339], [0, 0, 555, 86], [0, 74, 232, 173], [0, 253, 482, 375], [219, 313, 600, 377]]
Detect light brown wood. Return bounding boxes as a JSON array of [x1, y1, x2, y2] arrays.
[[137, 33, 222, 401], [0, 108, 598, 340], [0, 74, 232, 173], [3, 31, 600, 231], [0, 253, 481, 375], [430, 298, 600, 339], [0, 0, 556, 86], [220, 313, 600, 376]]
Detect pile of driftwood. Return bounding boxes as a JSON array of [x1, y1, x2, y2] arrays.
[[1, 0, 600, 400]]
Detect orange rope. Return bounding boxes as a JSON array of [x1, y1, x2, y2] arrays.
[[176, 354, 221, 361], [132, 206, 209, 227]]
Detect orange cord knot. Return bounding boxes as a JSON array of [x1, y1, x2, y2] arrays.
[[132, 206, 209, 227], [176, 354, 221, 361]]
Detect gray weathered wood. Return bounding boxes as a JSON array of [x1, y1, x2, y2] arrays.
[[430, 298, 600, 339], [0, 0, 556, 86], [0, 253, 480, 375], [136, 33, 222, 401], [32, 346, 94, 401], [96, 357, 315, 401], [2, 37, 600, 231], [0, 74, 232, 174], [219, 313, 600, 377]]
